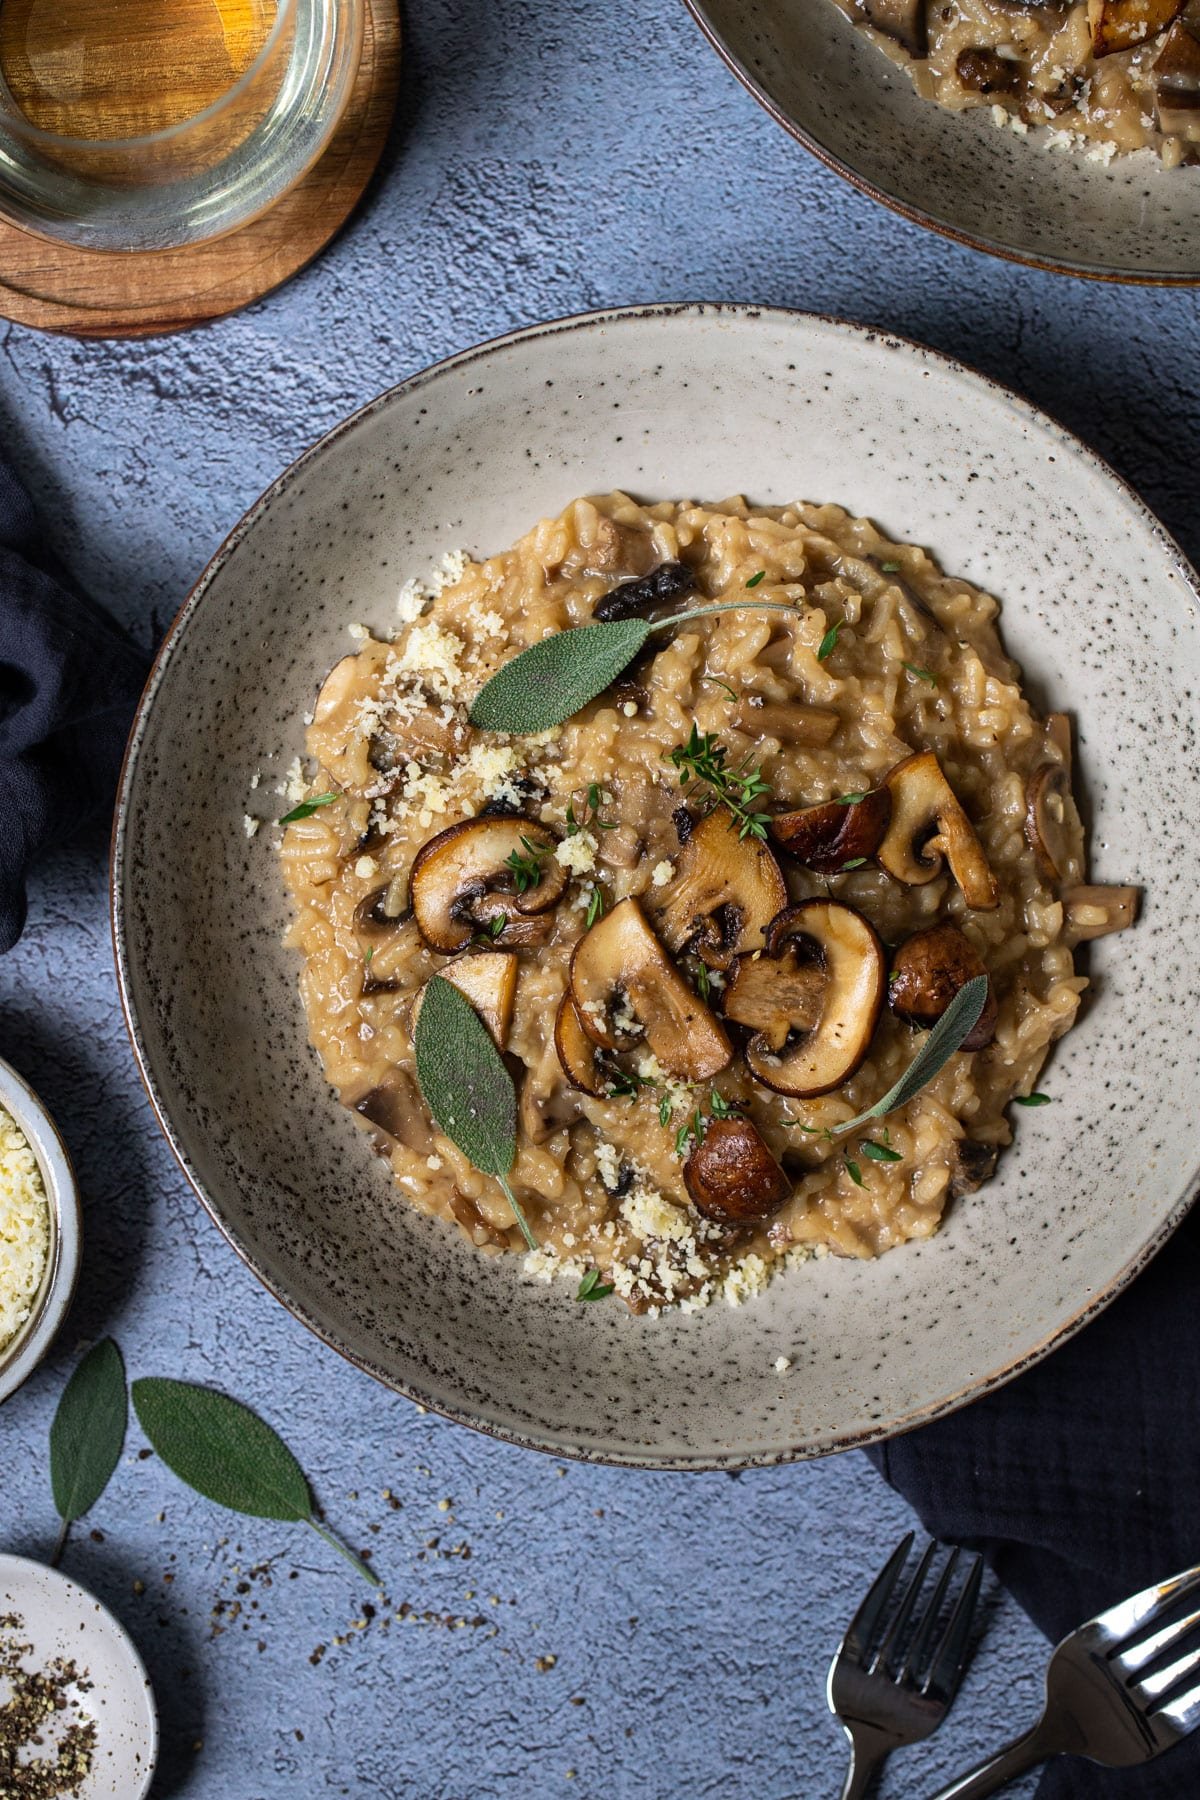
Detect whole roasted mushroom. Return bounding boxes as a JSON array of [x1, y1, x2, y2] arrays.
[[770, 788, 891, 876], [409, 817, 566, 952], [888, 924, 997, 1051], [569, 897, 731, 1081], [683, 1118, 792, 1225], [725, 901, 886, 1098], [647, 808, 788, 969], [877, 752, 999, 911]]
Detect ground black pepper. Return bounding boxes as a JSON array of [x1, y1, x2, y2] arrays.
[[0, 1614, 96, 1799]]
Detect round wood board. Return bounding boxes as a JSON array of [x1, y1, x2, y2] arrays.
[[0, 0, 400, 339]]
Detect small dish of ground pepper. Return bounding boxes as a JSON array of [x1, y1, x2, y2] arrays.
[[0, 1556, 156, 1799]]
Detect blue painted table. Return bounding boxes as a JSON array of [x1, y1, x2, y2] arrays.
[[3, 1, 1196, 1793]]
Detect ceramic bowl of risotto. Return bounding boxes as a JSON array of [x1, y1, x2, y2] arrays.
[[113, 305, 1200, 1467], [683, 0, 1200, 282]]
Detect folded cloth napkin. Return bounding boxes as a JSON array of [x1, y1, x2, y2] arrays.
[[0, 461, 146, 953], [868, 1202, 1200, 1797]]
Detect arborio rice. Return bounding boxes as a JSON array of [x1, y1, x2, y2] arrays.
[[278, 492, 1135, 1316]]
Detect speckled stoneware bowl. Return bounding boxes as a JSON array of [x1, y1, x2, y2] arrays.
[[684, 0, 1200, 282], [0, 1554, 156, 1798], [0, 1056, 81, 1405], [113, 305, 1200, 1468]]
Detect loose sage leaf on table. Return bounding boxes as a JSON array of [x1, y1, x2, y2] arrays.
[[131, 1378, 379, 1588], [834, 975, 990, 1135], [413, 975, 537, 1250], [469, 602, 796, 734], [50, 1339, 127, 1559]]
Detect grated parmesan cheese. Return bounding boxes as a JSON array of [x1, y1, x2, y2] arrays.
[[0, 1105, 50, 1353]]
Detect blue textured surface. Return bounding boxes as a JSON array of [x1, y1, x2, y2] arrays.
[[2, 0, 1197, 1794]]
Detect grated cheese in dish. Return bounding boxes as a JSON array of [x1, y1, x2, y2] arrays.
[[0, 1105, 50, 1353]]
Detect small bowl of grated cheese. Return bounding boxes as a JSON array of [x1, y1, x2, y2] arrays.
[[0, 1057, 81, 1405]]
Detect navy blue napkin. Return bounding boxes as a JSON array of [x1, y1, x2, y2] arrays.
[[0, 462, 146, 953], [868, 1204, 1200, 1797]]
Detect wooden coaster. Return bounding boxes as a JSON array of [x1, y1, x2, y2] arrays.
[[0, 0, 400, 339]]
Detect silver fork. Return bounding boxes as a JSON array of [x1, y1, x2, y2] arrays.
[[930, 1559, 1200, 1797], [828, 1531, 985, 1799]]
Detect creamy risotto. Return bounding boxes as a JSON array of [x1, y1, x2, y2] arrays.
[[837, 0, 1200, 165], [279, 493, 1136, 1315]]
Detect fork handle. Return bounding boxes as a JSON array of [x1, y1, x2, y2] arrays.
[[838, 1721, 896, 1799], [927, 1721, 1057, 1799]]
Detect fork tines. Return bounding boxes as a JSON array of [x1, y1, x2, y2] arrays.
[[842, 1531, 985, 1698]]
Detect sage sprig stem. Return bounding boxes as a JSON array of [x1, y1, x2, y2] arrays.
[[469, 602, 796, 734]]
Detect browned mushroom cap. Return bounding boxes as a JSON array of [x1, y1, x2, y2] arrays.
[[1025, 764, 1081, 884], [354, 885, 422, 991], [553, 994, 609, 1096], [411, 951, 518, 1051], [647, 809, 788, 969], [877, 752, 999, 911], [949, 1140, 1000, 1201], [732, 698, 839, 747], [410, 817, 566, 952], [1088, 0, 1182, 57], [889, 924, 998, 1051], [352, 1067, 438, 1152], [568, 897, 732, 1081], [769, 789, 891, 876], [1062, 884, 1139, 942], [732, 901, 885, 1098], [683, 1118, 792, 1226], [956, 46, 1021, 91], [863, 0, 927, 56], [1154, 18, 1200, 132]]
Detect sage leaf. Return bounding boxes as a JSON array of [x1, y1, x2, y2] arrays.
[[835, 974, 990, 1134], [413, 975, 536, 1249], [131, 1378, 379, 1588], [468, 602, 796, 734], [470, 620, 650, 732], [49, 1339, 127, 1564]]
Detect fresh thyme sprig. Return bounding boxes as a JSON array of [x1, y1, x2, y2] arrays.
[[505, 834, 551, 894], [280, 790, 339, 825], [566, 783, 617, 838], [668, 725, 773, 842]]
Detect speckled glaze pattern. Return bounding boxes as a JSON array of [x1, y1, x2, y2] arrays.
[[684, 0, 1200, 282], [112, 305, 1200, 1469], [0, 1554, 157, 1797]]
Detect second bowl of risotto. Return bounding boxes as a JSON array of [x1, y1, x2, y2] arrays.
[[113, 305, 1200, 1466]]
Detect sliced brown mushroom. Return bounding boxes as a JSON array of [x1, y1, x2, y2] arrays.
[[647, 808, 788, 969], [310, 650, 470, 795], [949, 1140, 1000, 1201], [351, 1067, 438, 1152], [410, 951, 518, 1051], [1045, 712, 1072, 770], [1024, 764, 1082, 885], [1088, 0, 1182, 56], [1062, 884, 1139, 942], [769, 788, 891, 876], [1154, 19, 1200, 134], [723, 951, 826, 1052], [518, 1036, 587, 1144], [877, 752, 999, 911], [956, 47, 1021, 91], [732, 698, 840, 747], [729, 901, 885, 1099], [353, 883, 422, 991], [568, 897, 731, 1081], [863, 0, 928, 56], [409, 817, 566, 952], [553, 994, 610, 1096], [889, 924, 998, 1051], [593, 560, 697, 622], [683, 1118, 792, 1226]]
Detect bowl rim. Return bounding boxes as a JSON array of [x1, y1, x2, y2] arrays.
[[0, 1057, 81, 1404], [680, 0, 1200, 288], [111, 301, 1200, 1469], [0, 1551, 158, 1797]]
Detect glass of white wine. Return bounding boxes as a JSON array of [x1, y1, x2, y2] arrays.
[[0, 0, 365, 251]]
